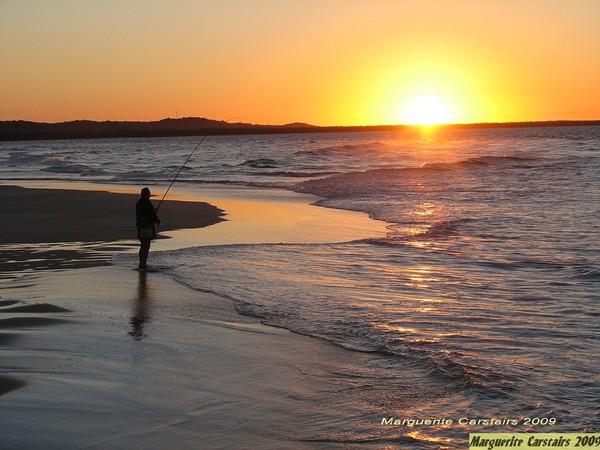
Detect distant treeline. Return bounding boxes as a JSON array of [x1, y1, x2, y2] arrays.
[[1, 117, 599, 141]]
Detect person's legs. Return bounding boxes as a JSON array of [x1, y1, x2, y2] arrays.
[[138, 239, 151, 269]]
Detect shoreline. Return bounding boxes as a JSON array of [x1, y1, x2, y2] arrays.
[[0, 181, 394, 448], [0, 182, 389, 275], [0, 183, 225, 276], [0, 184, 225, 244], [1, 265, 388, 448]]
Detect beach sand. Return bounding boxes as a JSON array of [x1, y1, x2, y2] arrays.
[[0, 184, 392, 449], [0, 185, 225, 275], [1, 266, 384, 449], [0, 185, 226, 244]]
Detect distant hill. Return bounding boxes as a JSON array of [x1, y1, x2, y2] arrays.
[[0, 117, 323, 140], [0, 117, 598, 141]]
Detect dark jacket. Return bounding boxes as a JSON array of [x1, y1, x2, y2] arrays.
[[136, 198, 159, 229]]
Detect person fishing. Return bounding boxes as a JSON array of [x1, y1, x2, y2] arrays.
[[136, 187, 160, 269], [136, 119, 236, 270]]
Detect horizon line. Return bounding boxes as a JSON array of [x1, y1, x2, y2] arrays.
[[2, 116, 600, 128]]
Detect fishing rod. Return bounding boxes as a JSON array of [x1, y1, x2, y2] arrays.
[[156, 118, 239, 211]]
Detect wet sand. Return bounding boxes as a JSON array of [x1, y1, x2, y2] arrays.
[[0, 266, 386, 449], [0, 185, 224, 275], [0, 184, 392, 448], [0, 185, 224, 244]]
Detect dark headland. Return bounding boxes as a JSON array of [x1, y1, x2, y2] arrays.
[[1, 117, 599, 141]]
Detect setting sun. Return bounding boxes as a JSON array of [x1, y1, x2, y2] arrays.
[[400, 95, 454, 126]]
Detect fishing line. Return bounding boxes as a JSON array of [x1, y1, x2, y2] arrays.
[[156, 117, 239, 211]]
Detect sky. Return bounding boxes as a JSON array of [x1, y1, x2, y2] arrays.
[[1, 0, 599, 126]]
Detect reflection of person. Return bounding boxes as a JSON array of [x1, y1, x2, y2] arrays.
[[135, 187, 160, 269], [129, 271, 151, 340]]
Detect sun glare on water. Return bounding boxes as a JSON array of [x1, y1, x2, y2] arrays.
[[400, 95, 455, 126]]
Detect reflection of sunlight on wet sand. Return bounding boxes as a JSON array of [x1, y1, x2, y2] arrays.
[[156, 186, 389, 249], [5, 181, 388, 250]]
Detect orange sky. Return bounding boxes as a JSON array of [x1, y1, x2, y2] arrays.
[[1, 0, 599, 126]]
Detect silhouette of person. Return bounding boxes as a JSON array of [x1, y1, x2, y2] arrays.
[[136, 187, 160, 269]]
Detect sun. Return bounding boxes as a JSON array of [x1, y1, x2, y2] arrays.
[[400, 95, 454, 126]]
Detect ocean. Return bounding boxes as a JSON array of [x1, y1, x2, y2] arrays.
[[1, 126, 598, 448]]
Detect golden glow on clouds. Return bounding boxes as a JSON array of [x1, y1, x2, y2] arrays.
[[0, 0, 599, 125]]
